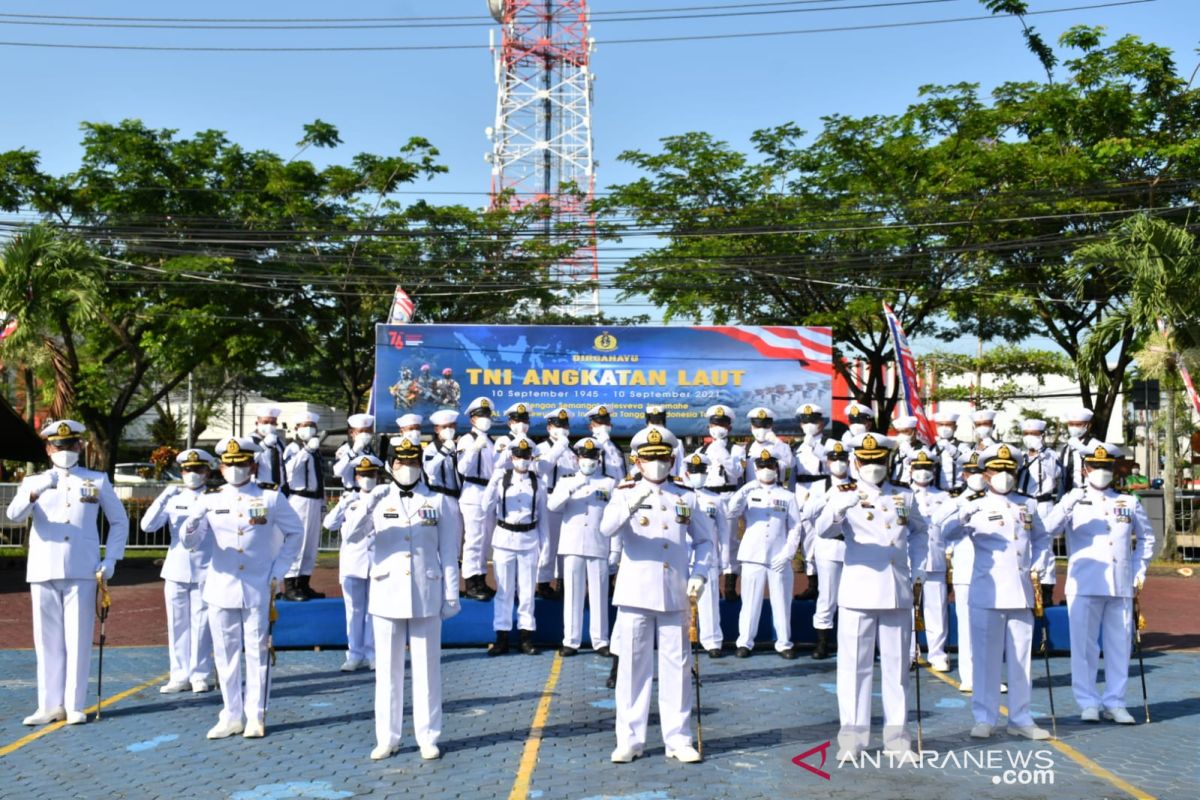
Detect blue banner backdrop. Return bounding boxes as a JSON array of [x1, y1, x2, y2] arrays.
[[373, 324, 833, 437]]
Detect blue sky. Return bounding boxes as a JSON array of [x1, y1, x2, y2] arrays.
[[0, 0, 1196, 346]]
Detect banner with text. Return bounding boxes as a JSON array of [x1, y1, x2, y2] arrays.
[[373, 324, 833, 437]]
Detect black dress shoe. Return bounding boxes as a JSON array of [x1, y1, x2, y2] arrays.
[[606, 656, 619, 689], [723, 574, 738, 598], [706, 648, 724, 659], [283, 577, 308, 602], [812, 629, 831, 660], [595, 645, 611, 657], [735, 647, 752, 658], [559, 646, 578, 657], [535, 582, 557, 601], [464, 576, 493, 601], [299, 575, 325, 599], [780, 647, 798, 660], [487, 631, 509, 657], [519, 630, 539, 655]]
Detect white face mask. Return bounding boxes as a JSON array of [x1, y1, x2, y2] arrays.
[[686, 472, 705, 489], [1087, 469, 1113, 490], [756, 467, 778, 484], [509, 421, 529, 436], [182, 471, 207, 490], [966, 473, 987, 492], [751, 427, 770, 443], [858, 463, 887, 485], [911, 468, 934, 486], [472, 417, 493, 433], [801, 423, 823, 437], [829, 460, 849, 477], [1023, 434, 1044, 451], [974, 426, 994, 441], [709, 426, 729, 441], [1068, 425, 1087, 439], [394, 464, 423, 485], [578, 458, 598, 476], [549, 426, 567, 441], [511, 458, 531, 473], [296, 426, 316, 442], [592, 424, 611, 441], [353, 432, 373, 450], [50, 450, 79, 469], [437, 427, 456, 442], [989, 472, 1016, 494], [356, 476, 378, 492], [401, 429, 421, 445], [896, 432, 913, 445], [849, 423, 868, 436], [257, 423, 276, 437], [222, 465, 253, 486], [936, 425, 956, 440], [640, 460, 671, 482]]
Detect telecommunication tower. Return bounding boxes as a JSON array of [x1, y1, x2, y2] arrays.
[[486, 0, 599, 316]]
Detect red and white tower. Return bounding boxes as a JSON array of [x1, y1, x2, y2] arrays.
[[486, 0, 599, 316]]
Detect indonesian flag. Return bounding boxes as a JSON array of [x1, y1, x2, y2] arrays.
[[1158, 319, 1200, 417], [0, 314, 17, 342], [882, 302, 936, 446], [388, 286, 415, 324]]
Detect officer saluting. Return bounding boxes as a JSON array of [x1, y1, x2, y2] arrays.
[[813, 433, 929, 758], [458, 398, 498, 601], [1016, 418, 1061, 607], [682, 450, 731, 657], [7, 420, 129, 726], [941, 453, 988, 692], [701, 405, 742, 599], [250, 404, 288, 492], [282, 411, 326, 602], [932, 410, 967, 492], [334, 413, 378, 490], [423, 409, 462, 499], [793, 405, 827, 602], [1044, 443, 1153, 724], [735, 408, 793, 486], [585, 405, 625, 480], [601, 426, 714, 764], [182, 437, 304, 740], [799, 440, 853, 660], [907, 448, 953, 671]]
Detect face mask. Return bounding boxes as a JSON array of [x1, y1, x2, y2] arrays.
[[1068, 425, 1087, 439], [401, 430, 421, 445], [578, 458, 598, 476], [356, 476, 378, 492], [473, 417, 493, 433], [640, 460, 671, 482], [1023, 435, 1043, 451], [751, 427, 769, 443], [974, 426, 994, 441], [911, 468, 933, 486], [829, 461, 849, 477], [222, 465, 253, 486], [257, 423, 276, 437], [709, 426, 729, 441], [896, 432, 913, 445], [686, 472, 705, 489], [296, 426, 316, 442], [858, 464, 887, 485], [549, 426, 567, 441], [801, 423, 822, 437], [849, 423, 868, 436], [592, 424, 611, 441], [757, 467, 778, 484], [395, 464, 423, 485], [990, 472, 1016, 494], [1087, 469, 1113, 490], [353, 432, 373, 450], [509, 422, 529, 436], [437, 427, 456, 443], [512, 458, 531, 473], [50, 450, 79, 469], [182, 472, 207, 490], [966, 473, 987, 492], [937, 425, 956, 440]]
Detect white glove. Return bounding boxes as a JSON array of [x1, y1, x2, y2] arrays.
[[569, 473, 590, 493], [27, 470, 58, 496], [549, 427, 566, 443], [593, 427, 610, 443], [770, 552, 792, 571], [305, 436, 321, 452], [441, 598, 461, 620], [608, 552, 621, 572], [471, 433, 489, 452], [263, 433, 279, 448], [1134, 574, 1146, 591], [626, 481, 654, 512], [686, 576, 706, 599], [831, 489, 860, 517], [96, 559, 116, 581], [494, 437, 510, 453]]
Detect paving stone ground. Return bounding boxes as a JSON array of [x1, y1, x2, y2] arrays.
[[0, 641, 1195, 800]]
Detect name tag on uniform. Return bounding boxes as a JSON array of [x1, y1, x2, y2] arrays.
[[383, 507, 400, 519], [215, 509, 231, 515], [80, 483, 99, 504], [173, 504, 189, 510], [988, 514, 1003, 522], [248, 505, 268, 525], [419, 506, 439, 525]]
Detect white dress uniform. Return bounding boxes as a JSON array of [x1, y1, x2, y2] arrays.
[[549, 449, 616, 651], [798, 441, 850, 637], [941, 445, 1053, 734], [682, 448, 731, 653], [736, 439, 794, 485], [283, 412, 327, 581], [1043, 445, 1154, 715], [931, 410, 967, 491], [601, 430, 715, 759], [182, 440, 304, 734], [699, 423, 742, 574], [728, 474, 803, 654], [482, 450, 549, 634], [910, 478, 952, 667], [6, 421, 129, 722], [344, 477, 462, 756], [323, 468, 378, 670], [941, 485, 985, 689], [792, 425, 827, 583], [458, 399, 498, 583], [813, 433, 929, 754], [141, 453, 215, 692], [333, 412, 378, 490], [531, 429, 576, 585], [251, 404, 289, 490], [887, 416, 919, 486]]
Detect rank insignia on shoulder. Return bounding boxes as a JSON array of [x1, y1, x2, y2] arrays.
[[619, 481, 636, 489]]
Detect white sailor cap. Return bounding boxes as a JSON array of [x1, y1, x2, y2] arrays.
[[971, 410, 997, 424], [908, 447, 937, 469], [353, 454, 385, 473], [1064, 408, 1094, 424], [630, 425, 677, 457], [1021, 418, 1048, 432], [574, 437, 600, 457], [347, 413, 375, 429], [845, 402, 872, 419], [254, 404, 283, 419], [176, 448, 216, 468], [980, 442, 1022, 471], [892, 415, 918, 430], [795, 404, 824, 420], [509, 437, 535, 457], [293, 411, 320, 426], [504, 402, 531, 419], [932, 410, 959, 424], [645, 404, 667, 417], [585, 404, 612, 421], [684, 450, 711, 470], [850, 433, 894, 462], [429, 409, 459, 427], [823, 439, 850, 459], [706, 404, 735, 423], [40, 419, 85, 441], [545, 406, 571, 426], [747, 407, 775, 425], [466, 397, 495, 417], [397, 413, 424, 428], [215, 436, 261, 464]]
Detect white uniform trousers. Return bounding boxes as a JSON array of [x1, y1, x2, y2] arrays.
[[912, 574, 948, 662], [492, 545, 538, 632], [286, 495, 323, 577], [1067, 593, 1132, 711], [340, 576, 375, 663], [459, 493, 495, 579], [536, 511, 563, 584], [164, 579, 213, 684], [562, 554, 610, 649], [969, 607, 1034, 727], [208, 604, 270, 725], [736, 562, 793, 651], [953, 582, 973, 686], [836, 607, 912, 752], [30, 579, 96, 714], [696, 562, 723, 651], [613, 607, 694, 752], [812, 559, 843, 630], [372, 615, 442, 750]]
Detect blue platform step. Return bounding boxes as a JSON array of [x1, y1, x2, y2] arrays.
[[274, 596, 1073, 653]]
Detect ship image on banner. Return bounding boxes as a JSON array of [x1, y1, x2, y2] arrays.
[[373, 324, 833, 437]]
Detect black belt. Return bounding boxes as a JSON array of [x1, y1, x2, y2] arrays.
[[463, 476, 489, 487], [1023, 492, 1056, 503], [429, 484, 462, 499], [291, 489, 324, 500], [710, 485, 738, 493], [497, 519, 537, 532], [794, 474, 826, 484]]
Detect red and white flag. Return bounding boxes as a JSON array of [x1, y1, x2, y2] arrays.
[[882, 302, 937, 446], [388, 286, 415, 324], [1158, 319, 1200, 417], [0, 315, 17, 342]]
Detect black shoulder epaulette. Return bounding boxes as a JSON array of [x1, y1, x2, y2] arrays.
[[837, 481, 858, 492], [618, 480, 637, 489], [205, 486, 222, 494], [671, 476, 687, 486], [968, 490, 986, 501]]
